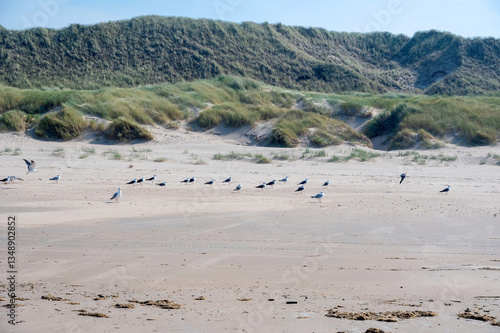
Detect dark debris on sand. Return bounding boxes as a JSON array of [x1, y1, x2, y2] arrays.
[[74, 310, 110, 318], [326, 309, 437, 322], [41, 294, 69, 301], [128, 299, 181, 309], [458, 311, 499, 327]]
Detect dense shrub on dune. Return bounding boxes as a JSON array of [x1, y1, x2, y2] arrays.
[[35, 107, 87, 140], [0, 110, 27, 132], [104, 117, 153, 142]]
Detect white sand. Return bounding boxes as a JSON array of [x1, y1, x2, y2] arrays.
[[1, 131, 499, 333]]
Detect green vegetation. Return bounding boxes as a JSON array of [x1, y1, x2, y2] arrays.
[[213, 151, 252, 160], [254, 154, 271, 164], [301, 148, 327, 159], [327, 148, 381, 162], [51, 147, 65, 158], [103, 149, 123, 160], [0, 110, 27, 132], [104, 118, 153, 142], [82, 147, 96, 154], [1, 17, 499, 96], [35, 107, 87, 140], [0, 147, 21, 156], [0, 74, 499, 149], [271, 110, 371, 148]]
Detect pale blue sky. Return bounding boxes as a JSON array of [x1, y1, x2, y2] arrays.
[[1, 0, 499, 38]]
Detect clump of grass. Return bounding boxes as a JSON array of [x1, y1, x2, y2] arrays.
[[154, 157, 166, 162], [131, 147, 152, 153], [430, 153, 457, 162], [340, 100, 364, 116], [398, 151, 428, 164], [189, 153, 207, 165], [346, 148, 381, 162], [79, 154, 88, 159], [103, 150, 123, 160], [0, 147, 22, 156], [254, 154, 271, 164], [389, 128, 417, 150], [327, 155, 342, 163], [51, 147, 65, 158], [212, 151, 252, 160], [272, 152, 295, 160], [0, 110, 27, 132], [418, 129, 443, 149], [82, 147, 96, 154], [272, 110, 371, 148], [301, 148, 327, 159], [104, 118, 153, 142], [36, 106, 87, 140]]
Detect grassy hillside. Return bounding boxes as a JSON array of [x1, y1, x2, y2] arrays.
[[0, 76, 499, 148], [0, 16, 499, 94]]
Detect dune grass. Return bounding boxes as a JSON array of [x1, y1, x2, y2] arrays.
[[0, 76, 499, 148]]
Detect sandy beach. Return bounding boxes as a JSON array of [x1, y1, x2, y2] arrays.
[[1, 129, 499, 333]]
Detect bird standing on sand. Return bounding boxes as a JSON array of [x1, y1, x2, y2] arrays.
[[156, 181, 167, 187], [1, 176, 24, 184], [223, 177, 232, 184], [137, 177, 145, 185], [50, 175, 60, 184], [279, 176, 288, 184], [110, 188, 122, 203], [23, 159, 37, 175], [181, 178, 189, 184], [127, 178, 137, 186], [298, 179, 308, 185], [311, 191, 324, 203], [205, 179, 215, 186], [400, 173, 407, 184], [189, 177, 196, 184], [146, 175, 156, 184], [295, 185, 305, 194], [256, 182, 266, 190], [322, 180, 330, 188], [234, 183, 242, 192], [1, 176, 12, 184], [266, 179, 276, 188], [440, 185, 450, 194]]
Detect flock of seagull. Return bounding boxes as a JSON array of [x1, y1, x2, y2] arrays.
[[1, 160, 451, 204]]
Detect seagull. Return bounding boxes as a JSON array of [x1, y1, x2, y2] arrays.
[[146, 175, 156, 184], [234, 183, 242, 192], [1, 176, 24, 184], [205, 179, 215, 186], [400, 173, 407, 184], [23, 159, 37, 174], [311, 191, 324, 203], [49, 174, 60, 184], [223, 177, 231, 184], [298, 178, 308, 185], [256, 182, 266, 190], [110, 187, 122, 203], [440, 185, 450, 194], [1, 176, 12, 184], [127, 178, 137, 186], [137, 176, 145, 185], [279, 176, 288, 183], [156, 181, 167, 187], [295, 185, 305, 194], [189, 177, 196, 184], [322, 180, 330, 187], [266, 179, 276, 188], [181, 178, 189, 184]]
